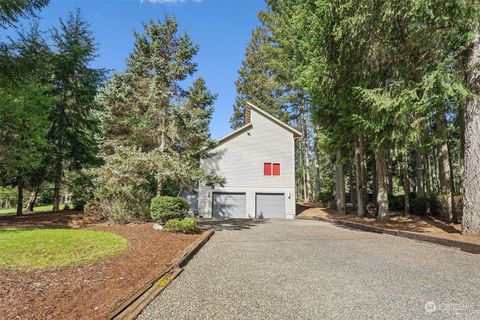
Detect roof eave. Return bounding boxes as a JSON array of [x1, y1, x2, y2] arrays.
[[216, 122, 253, 146]]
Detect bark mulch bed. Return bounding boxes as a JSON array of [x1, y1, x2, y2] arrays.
[[297, 204, 480, 245], [0, 210, 101, 229], [0, 211, 201, 320]]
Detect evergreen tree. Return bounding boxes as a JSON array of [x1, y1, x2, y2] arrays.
[[49, 10, 105, 211], [93, 17, 221, 221], [101, 17, 211, 194], [0, 24, 52, 215], [0, 0, 49, 28], [231, 26, 289, 128], [180, 77, 217, 156]]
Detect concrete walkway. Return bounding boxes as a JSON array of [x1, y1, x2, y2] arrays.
[[138, 219, 480, 320]]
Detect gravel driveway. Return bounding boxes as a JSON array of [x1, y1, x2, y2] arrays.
[[138, 219, 480, 320]]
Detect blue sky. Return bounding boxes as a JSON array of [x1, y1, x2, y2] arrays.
[[16, 0, 267, 139]]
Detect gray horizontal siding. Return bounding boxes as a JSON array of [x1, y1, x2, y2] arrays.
[[201, 109, 294, 188], [199, 108, 296, 219]]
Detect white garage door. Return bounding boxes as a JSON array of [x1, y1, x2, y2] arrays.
[[213, 193, 246, 219], [256, 193, 285, 219]]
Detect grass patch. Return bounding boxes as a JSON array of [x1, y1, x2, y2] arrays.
[[0, 228, 128, 270], [0, 204, 65, 216]]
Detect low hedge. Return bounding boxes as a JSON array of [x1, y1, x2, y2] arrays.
[[164, 217, 197, 233], [318, 190, 334, 208], [150, 196, 189, 224], [411, 196, 429, 216], [388, 194, 405, 212]]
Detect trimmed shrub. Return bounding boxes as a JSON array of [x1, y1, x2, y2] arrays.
[[388, 195, 405, 212], [429, 193, 441, 216], [150, 196, 189, 224], [411, 196, 429, 216], [318, 190, 334, 208], [164, 217, 197, 233]]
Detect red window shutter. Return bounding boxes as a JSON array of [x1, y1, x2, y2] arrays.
[[264, 163, 272, 176], [273, 163, 280, 176]]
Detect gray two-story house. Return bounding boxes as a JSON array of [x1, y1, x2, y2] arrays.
[[198, 102, 301, 219]]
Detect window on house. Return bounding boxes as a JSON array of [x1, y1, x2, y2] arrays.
[[264, 163, 272, 176], [273, 163, 280, 176], [264, 162, 280, 176]]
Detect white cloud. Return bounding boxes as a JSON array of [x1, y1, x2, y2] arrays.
[[140, 0, 202, 4]]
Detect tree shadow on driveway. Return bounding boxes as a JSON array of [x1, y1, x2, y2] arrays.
[[197, 218, 267, 231]]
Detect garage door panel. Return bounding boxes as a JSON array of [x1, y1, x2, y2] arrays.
[[256, 193, 285, 219], [213, 193, 246, 219]]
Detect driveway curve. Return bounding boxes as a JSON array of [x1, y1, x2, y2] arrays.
[[139, 219, 480, 320]]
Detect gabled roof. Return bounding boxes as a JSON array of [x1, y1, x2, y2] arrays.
[[216, 101, 302, 146], [245, 101, 302, 138]]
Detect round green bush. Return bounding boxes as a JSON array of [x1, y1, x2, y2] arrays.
[[318, 190, 334, 208], [164, 217, 197, 233], [388, 195, 405, 211], [150, 196, 189, 224], [412, 196, 429, 215]]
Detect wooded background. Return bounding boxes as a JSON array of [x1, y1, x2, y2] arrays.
[[1, 0, 480, 233]]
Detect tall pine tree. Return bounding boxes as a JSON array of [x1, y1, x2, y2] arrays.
[[101, 17, 218, 196], [49, 10, 105, 211], [231, 26, 289, 128], [94, 16, 221, 222]]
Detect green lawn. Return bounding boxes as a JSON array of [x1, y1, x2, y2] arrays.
[[0, 204, 65, 216], [0, 228, 128, 270]]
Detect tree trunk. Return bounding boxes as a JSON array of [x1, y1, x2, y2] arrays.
[[156, 117, 167, 197], [52, 145, 63, 212], [355, 134, 367, 216], [16, 176, 24, 216], [26, 185, 40, 212], [156, 176, 164, 196], [303, 141, 312, 200], [301, 148, 307, 201], [349, 160, 355, 205], [459, 87, 466, 197], [335, 149, 346, 214], [437, 112, 455, 222], [295, 154, 301, 199], [415, 150, 425, 198], [402, 152, 410, 215], [425, 153, 433, 194], [433, 146, 441, 192], [376, 147, 389, 221], [387, 150, 394, 195], [463, 33, 480, 234], [301, 111, 312, 200], [313, 129, 321, 198], [372, 156, 377, 202]]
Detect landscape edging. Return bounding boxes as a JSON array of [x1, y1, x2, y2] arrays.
[[108, 228, 215, 320], [313, 216, 480, 254]]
